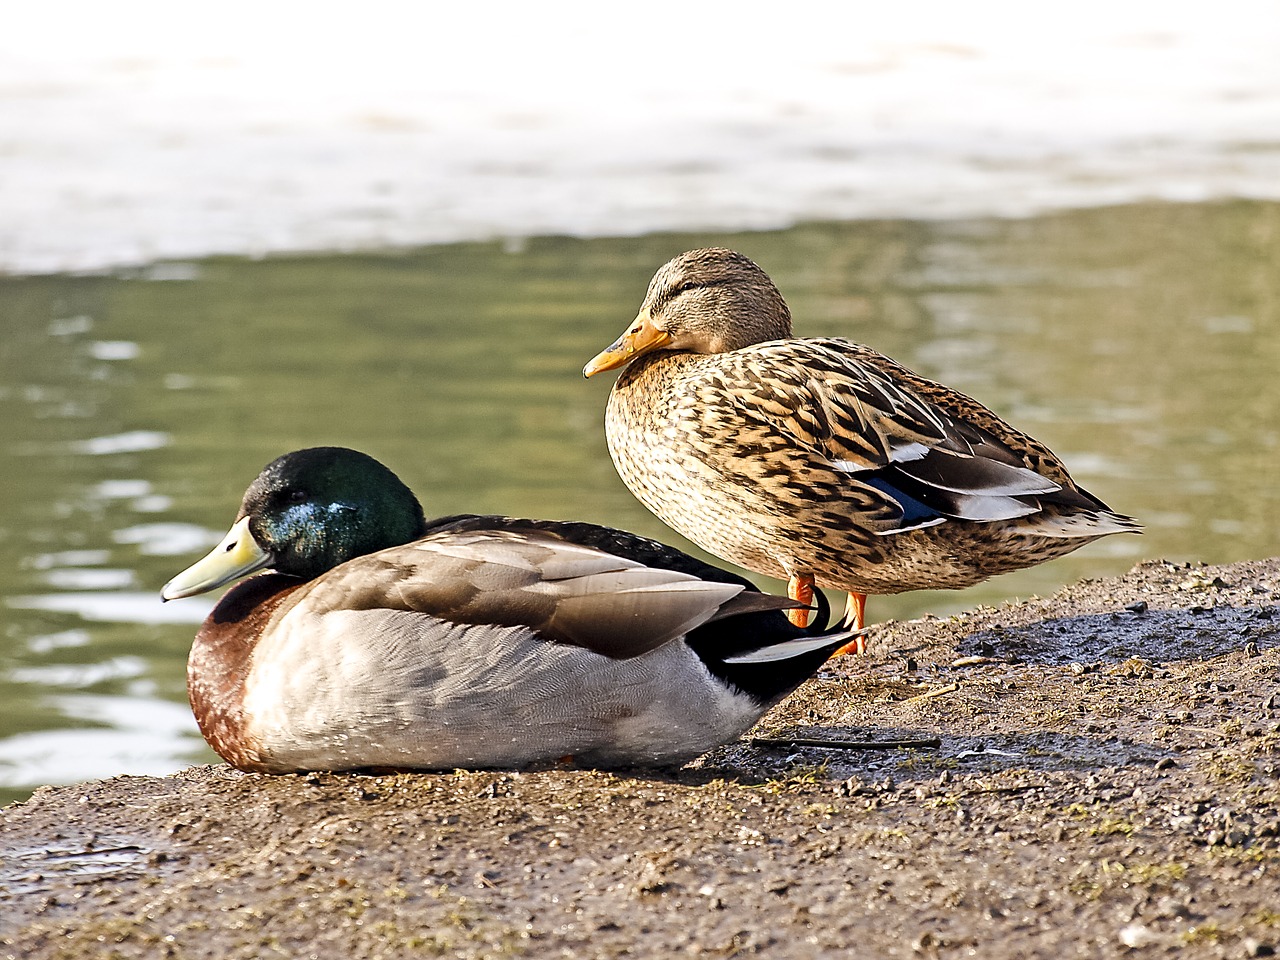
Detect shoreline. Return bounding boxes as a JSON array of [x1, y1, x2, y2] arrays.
[[3, 556, 1277, 957]]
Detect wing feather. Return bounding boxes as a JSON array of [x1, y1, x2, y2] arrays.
[[295, 529, 788, 661], [729, 339, 1072, 529]]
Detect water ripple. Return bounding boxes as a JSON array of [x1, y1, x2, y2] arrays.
[[8, 591, 213, 625], [70, 431, 169, 456], [113, 522, 219, 557]]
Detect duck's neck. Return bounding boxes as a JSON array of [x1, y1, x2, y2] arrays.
[[187, 573, 303, 772]]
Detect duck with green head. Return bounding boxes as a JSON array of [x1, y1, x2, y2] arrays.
[[584, 248, 1141, 647], [162, 446, 858, 773]]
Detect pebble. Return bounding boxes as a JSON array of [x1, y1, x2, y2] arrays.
[[1118, 923, 1160, 948], [911, 932, 938, 954]]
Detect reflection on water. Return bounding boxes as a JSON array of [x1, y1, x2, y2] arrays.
[[1, 201, 1277, 804], [0, 696, 202, 789], [9, 593, 214, 625]]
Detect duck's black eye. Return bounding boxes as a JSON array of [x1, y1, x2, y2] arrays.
[[286, 489, 308, 504], [671, 277, 728, 300]]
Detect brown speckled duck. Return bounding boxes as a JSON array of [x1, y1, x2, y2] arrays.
[[161, 447, 858, 773], [584, 248, 1141, 648]]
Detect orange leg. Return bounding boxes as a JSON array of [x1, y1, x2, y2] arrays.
[[844, 591, 867, 630], [785, 573, 815, 629], [833, 591, 868, 656]]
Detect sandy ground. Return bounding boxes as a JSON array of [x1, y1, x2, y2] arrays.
[[1, 556, 1277, 959]]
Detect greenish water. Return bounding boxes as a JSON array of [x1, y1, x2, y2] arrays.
[[1, 201, 1277, 804]]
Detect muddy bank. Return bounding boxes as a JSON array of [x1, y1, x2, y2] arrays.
[[2, 557, 1278, 959]]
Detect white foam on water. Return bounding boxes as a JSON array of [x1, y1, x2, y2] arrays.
[[0, 1, 1276, 274]]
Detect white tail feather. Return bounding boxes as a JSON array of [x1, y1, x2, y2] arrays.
[[722, 627, 867, 664]]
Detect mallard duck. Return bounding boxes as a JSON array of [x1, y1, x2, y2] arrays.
[[583, 247, 1141, 644], [160, 446, 857, 773]]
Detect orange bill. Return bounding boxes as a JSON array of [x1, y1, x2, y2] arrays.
[[583, 312, 673, 378]]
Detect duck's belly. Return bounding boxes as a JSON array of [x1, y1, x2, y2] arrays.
[[237, 610, 762, 773], [604, 388, 1095, 595]]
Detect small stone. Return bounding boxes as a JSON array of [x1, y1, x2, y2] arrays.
[[1125, 600, 1148, 614], [1246, 938, 1277, 957], [1118, 924, 1160, 949], [912, 931, 938, 953], [836, 777, 862, 797]]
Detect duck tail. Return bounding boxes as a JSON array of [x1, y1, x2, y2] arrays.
[[707, 618, 856, 709], [1023, 508, 1143, 539], [721, 627, 867, 665]]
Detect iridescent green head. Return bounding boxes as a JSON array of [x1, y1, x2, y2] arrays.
[[162, 447, 427, 600]]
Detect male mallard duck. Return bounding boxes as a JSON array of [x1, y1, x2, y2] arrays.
[[584, 248, 1141, 644], [161, 446, 857, 773]]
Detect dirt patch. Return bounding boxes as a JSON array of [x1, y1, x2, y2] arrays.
[[2, 558, 1278, 959]]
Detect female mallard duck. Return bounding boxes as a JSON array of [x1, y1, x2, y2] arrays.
[[161, 446, 856, 773], [583, 248, 1141, 643]]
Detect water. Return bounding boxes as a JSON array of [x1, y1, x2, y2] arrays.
[[1, 201, 1278, 804], [2, 3, 1278, 274]]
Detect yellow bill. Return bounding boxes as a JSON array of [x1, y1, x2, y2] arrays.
[[161, 516, 271, 601]]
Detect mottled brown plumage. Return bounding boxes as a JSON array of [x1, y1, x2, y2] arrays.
[[584, 248, 1141, 635]]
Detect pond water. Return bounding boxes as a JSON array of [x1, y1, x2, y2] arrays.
[[1, 200, 1277, 803], [4, 5, 1278, 274]]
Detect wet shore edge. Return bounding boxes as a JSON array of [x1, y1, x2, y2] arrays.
[[3, 556, 1278, 958]]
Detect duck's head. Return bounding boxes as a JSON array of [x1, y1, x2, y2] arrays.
[[161, 447, 426, 600], [583, 248, 792, 377]]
